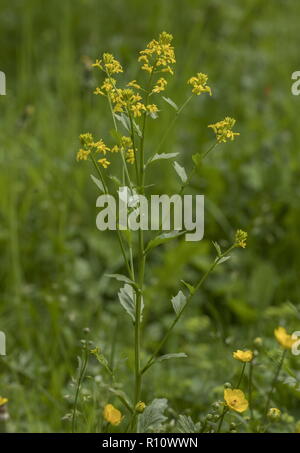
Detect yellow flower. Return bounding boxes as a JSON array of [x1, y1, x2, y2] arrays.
[[139, 32, 176, 75], [268, 407, 281, 420], [224, 389, 248, 413], [274, 327, 296, 349], [101, 77, 116, 94], [127, 80, 141, 90], [208, 116, 240, 143], [135, 401, 146, 413], [233, 350, 253, 363], [187, 73, 212, 96], [103, 404, 122, 425], [146, 104, 158, 114], [93, 53, 123, 75], [111, 145, 120, 153], [98, 158, 111, 169], [0, 397, 8, 407], [152, 77, 168, 94], [235, 229, 247, 248]]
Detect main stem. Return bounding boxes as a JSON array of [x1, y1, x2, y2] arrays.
[[133, 69, 154, 411]]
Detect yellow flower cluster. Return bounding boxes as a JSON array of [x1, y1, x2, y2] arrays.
[[77, 133, 110, 168], [268, 407, 281, 420], [274, 326, 296, 349], [111, 136, 137, 164], [138, 31, 176, 75], [224, 389, 248, 413], [152, 77, 168, 94], [233, 349, 253, 363], [95, 80, 147, 118], [208, 117, 240, 143], [103, 403, 122, 425], [187, 73, 212, 96], [92, 53, 123, 75], [235, 229, 248, 248]]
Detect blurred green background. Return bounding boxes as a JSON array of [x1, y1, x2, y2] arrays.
[[1, 0, 300, 432]]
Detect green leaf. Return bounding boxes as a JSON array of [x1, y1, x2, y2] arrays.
[[216, 255, 231, 265], [90, 174, 104, 192], [156, 352, 187, 362], [118, 284, 143, 322], [106, 273, 135, 285], [138, 398, 168, 433], [114, 113, 130, 132], [162, 96, 179, 111], [147, 152, 179, 166], [145, 230, 185, 253], [171, 290, 187, 315], [212, 241, 222, 257], [177, 415, 200, 433], [181, 280, 195, 295], [173, 161, 188, 183]]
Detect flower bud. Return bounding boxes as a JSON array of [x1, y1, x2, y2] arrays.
[[135, 401, 146, 413]]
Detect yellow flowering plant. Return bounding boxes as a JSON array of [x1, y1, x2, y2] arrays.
[[74, 32, 250, 433]]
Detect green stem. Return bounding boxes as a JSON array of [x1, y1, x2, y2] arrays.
[[72, 344, 89, 433]]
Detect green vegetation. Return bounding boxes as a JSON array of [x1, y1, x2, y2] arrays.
[[0, 0, 300, 433]]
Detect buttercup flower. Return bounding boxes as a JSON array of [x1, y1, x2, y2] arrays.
[[235, 229, 248, 248], [208, 116, 240, 143], [274, 327, 296, 349], [0, 397, 8, 407], [233, 350, 253, 363], [187, 73, 211, 96], [224, 389, 248, 413], [103, 404, 122, 425]]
